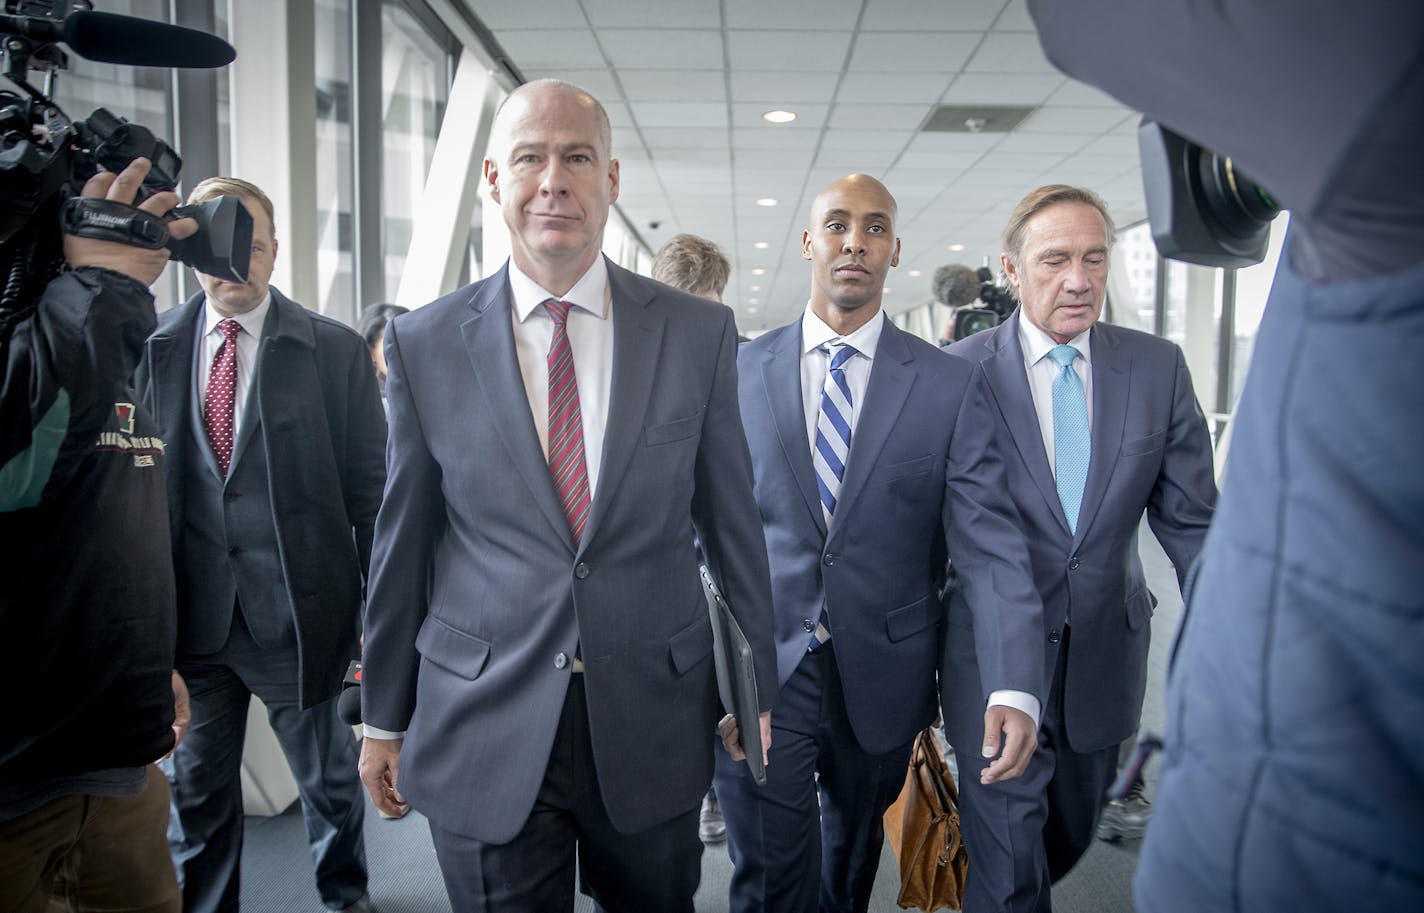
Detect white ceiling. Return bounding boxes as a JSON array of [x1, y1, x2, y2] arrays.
[[464, 0, 1146, 332]]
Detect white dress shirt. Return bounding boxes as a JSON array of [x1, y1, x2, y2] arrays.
[[508, 258, 614, 499], [197, 293, 272, 443], [1017, 316, 1094, 476]]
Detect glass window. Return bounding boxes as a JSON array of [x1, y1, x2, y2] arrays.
[[1112, 221, 1159, 334], [315, 0, 355, 321], [382, 1, 451, 301], [1228, 212, 1290, 408]]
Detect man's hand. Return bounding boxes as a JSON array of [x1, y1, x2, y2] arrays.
[[980, 705, 1036, 785], [359, 736, 408, 817], [165, 671, 190, 759], [62, 157, 198, 286], [717, 711, 772, 768]]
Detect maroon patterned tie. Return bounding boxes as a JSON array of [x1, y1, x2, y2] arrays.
[[203, 318, 241, 476], [544, 299, 591, 544]]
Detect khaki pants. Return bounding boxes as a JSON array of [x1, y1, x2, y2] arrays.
[[0, 765, 180, 913]]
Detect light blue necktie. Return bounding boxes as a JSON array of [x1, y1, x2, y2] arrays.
[[1050, 344, 1090, 534], [810, 342, 857, 649]]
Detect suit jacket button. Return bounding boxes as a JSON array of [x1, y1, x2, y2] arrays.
[[1048, 629, 1061, 644], [554, 652, 569, 669], [574, 563, 590, 579], [1068, 556, 1080, 570], [803, 618, 815, 632], [823, 553, 836, 567]]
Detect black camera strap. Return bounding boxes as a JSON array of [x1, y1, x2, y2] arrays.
[[59, 197, 171, 250]]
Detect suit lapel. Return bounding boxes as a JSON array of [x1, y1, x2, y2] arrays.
[[980, 313, 1068, 534], [760, 324, 825, 537], [1074, 322, 1129, 545], [147, 295, 222, 479], [583, 262, 664, 552], [832, 322, 914, 529], [460, 267, 575, 551]]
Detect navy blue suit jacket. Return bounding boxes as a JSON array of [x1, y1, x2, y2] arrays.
[[944, 312, 1216, 753], [738, 318, 1044, 755], [361, 259, 775, 843]]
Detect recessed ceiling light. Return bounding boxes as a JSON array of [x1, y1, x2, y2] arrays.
[[749, 298, 759, 305], [753, 241, 769, 249], [908, 270, 922, 277], [750, 285, 761, 292], [747, 306, 758, 314], [762, 110, 797, 124], [755, 198, 778, 207], [751, 268, 766, 276], [883, 287, 892, 294], [948, 243, 965, 252]]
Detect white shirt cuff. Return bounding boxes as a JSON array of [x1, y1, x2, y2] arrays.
[[362, 724, 406, 740], [987, 689, 1041, 731]]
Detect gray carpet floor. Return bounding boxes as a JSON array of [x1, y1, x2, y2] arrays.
[[242, 521, 1178, 912]]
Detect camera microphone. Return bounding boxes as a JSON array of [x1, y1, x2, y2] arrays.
[[932, 264, 982, 310], [0, 10, 237, 69]]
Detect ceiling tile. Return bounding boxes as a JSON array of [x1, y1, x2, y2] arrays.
[[724, 0, 861, 30], [582, 0, 722, 28], [629, 101, 729, 129], [992, 131, 1090, 154], [494, 29, 607, 69], [980, 151, 1066, 172], [1017, 106, 1133, 134], [964, 32, 1058, 73], [829, 103, 932, 130], [638, 127, 730, 149], [736, 147, 818, 169], [903, 131, 1001, 154], [940, 72, 1061, 105], [598, 29, 724, 70], [847, 31, 980, 72], [727, 31, 854, 72], [1074, 132, 1141, 157], [618, 69, 727, 102], [729, 70, 840, 104], [524, 68, 623, 101], [993, 0, 1034, 31], [731, 128, 822, 151], [833, 71, 952, 105], [861, 0, 1006, 31], [1047, 79, 1127, 108], [820, 127, 917, 153]]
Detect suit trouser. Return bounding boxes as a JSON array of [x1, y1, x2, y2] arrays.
[[953, 628, 1119, 913], [161, 615, 367, 913], [715, 642, 914, 913], [0, 766, 180, 913], [427, 674, 702, 913]]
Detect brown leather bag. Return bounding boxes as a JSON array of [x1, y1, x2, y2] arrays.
[[882, 728, 969, 911]]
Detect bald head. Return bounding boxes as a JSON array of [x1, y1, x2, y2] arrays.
[[802, 173, 901, 334], [807, 173, 897, 230], [489, 79, 612, 162]]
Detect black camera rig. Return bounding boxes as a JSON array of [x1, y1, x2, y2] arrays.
[[0, 1, 242, 327]]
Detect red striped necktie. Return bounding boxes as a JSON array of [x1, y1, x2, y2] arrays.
[[544, 299, 591, 544]]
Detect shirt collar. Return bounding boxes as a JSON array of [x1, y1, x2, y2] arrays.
[[800, 305, 885, 360], [508, 257, 610, 323], [1017, 312, 1092, 369], [204, 291, 272, 340]]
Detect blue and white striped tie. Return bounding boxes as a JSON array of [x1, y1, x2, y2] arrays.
[[810, 343, 856, 649], [814, 343, 857, 528]]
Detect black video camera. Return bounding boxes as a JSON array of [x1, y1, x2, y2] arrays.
[[950, 267, 1017, 342], [1138, 118, 1280, 268], [0, 1, 241, 315]]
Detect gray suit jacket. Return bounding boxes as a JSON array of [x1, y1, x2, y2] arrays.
[[738, 320, 1045, 755], [137, 289, 388, 708], [361, 259, 775, 842], [943, 312, 1216, 752]]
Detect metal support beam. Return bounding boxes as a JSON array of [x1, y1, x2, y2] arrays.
[[170, 0, 221, 304], [350, 0, 384, 310]]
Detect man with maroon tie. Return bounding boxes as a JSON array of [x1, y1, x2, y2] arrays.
[[358, 80, 775, 913], [137, 176, 386, 913]]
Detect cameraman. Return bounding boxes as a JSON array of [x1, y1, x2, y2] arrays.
[[0, 158, 195, 913]]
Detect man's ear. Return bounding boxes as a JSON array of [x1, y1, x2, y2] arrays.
[[891, 237, 901, 268], [802, 230, 812, 260], [483, 158, 500, 203], [1001, 252, 1019, 289], [607, 159, 620, 204]]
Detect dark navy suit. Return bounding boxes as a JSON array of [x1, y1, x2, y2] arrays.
[[137, 289, 387, 913], [945, 312, 1215, 912], [718, 316, 1043, 913]]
